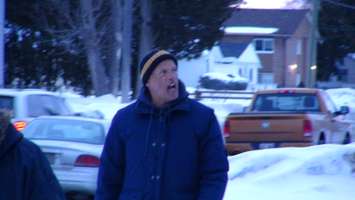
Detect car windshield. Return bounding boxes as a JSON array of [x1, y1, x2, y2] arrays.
[[252, 93, 321, 112], [23, 118, 105, 144], [27, 95, 72, 117]]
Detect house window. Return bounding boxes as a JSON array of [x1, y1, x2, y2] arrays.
[[249, 69, 253, 81], [254, 38, 274, 53]]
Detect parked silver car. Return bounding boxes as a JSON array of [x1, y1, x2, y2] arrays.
[[23, 116, 110, 199], [0, 89, 72, 131]]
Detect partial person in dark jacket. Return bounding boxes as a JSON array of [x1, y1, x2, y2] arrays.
[[0, 109, 65, 200], [96, 49, 229, 200]]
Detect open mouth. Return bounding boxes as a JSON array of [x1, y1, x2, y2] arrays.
[[167, 82, 176, 90]]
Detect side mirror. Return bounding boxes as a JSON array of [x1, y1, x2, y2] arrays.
[[340, 106, 350, 115], [334, 106, 350, 116]]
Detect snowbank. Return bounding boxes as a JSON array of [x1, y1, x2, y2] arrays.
[[326, 88, 355, 108], [66, 94, 130, 120], [224, 144, 355, 200]]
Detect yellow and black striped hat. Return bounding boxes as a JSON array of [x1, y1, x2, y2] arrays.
[[140, 49, 177, 84]]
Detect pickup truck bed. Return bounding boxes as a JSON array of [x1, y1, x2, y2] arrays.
[[225, 113, 313, 153]]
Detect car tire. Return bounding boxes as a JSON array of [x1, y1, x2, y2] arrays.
[[343, 133, 351, 144], [318, 134, 326, 145]]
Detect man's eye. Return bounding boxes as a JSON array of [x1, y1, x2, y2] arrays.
[[160, 70, 167, 75]]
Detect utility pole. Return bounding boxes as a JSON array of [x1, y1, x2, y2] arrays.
[[307, 0, 320, 87], [0, 0, 5, 88]]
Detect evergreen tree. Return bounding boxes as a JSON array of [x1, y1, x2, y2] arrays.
[[5, 23, 91, 93], [317, 0, 355, 80], [6, 0, 91, 94], [151, 0, 240, 59]]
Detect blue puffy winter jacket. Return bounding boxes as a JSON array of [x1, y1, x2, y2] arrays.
[[96, 82, 229, 200]]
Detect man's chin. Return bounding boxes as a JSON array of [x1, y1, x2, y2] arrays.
[[166, 94, 178, 102]]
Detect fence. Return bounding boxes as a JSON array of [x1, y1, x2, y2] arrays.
[[189, 89, 255, 100]]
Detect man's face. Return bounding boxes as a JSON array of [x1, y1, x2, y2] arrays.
[[146, 59, 179, 107]]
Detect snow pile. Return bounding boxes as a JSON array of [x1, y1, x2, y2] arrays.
[[326, 88, 355, 108], [65, 94, 130, 120], [224, 144, 355, 200], [327, 88, 355, 121], [200, 98, 251, 128]]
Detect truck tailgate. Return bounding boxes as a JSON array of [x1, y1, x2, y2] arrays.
[[227, 113, 309, 142]]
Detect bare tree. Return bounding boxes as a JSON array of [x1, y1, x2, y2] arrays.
[[79, 0, 109, 95], [37, 0, 120, 96], [135, 0, 154, 95], [121, 0, 133, 102], [111, 0, 123, 96]]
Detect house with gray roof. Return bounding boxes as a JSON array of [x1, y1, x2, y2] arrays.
[[208, 42, 261, 85], [222, 8, 314, 87], [178, 41, 261, 88]]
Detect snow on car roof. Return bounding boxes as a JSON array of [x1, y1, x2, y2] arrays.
[[0, 88, 62, 97]]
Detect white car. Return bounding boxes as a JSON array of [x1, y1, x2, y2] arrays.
[[0, 89, 72, 131], [23, 116, 110, 199]]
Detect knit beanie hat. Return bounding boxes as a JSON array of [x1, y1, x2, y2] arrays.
[[140, 50, 178, 84]]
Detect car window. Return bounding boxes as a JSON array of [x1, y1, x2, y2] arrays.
[[24, 118, 105, 144], [0, 96, 14, 110], [252, 93, 320, 112], [0, 96, 15, 117], [27, 95, 71, 117]]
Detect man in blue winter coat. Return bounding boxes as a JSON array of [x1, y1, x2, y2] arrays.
[[0, 110, 65, 200], [96, 49, 229, 200]]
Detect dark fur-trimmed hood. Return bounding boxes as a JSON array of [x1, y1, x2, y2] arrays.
[[0, 109, 11, 144], [0, 109, 22, 160]]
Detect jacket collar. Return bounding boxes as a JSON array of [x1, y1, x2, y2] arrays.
[[0, 125, 23, 160], [135, 80, 190, 114]]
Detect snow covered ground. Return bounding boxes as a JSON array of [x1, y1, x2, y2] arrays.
[[225, 144, 355, 200], [61, 87, 355, 200]]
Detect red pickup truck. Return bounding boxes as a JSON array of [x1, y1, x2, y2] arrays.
[[224, 88, 352, 155]]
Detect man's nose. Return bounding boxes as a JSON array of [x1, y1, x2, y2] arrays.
[[166, 70, 177, 80]]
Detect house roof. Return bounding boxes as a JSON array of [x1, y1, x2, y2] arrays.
[[224, 9, 310, 35], [219, 42, 249, 58]]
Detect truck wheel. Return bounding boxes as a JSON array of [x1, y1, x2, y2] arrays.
[[318, 134, 325, 145], [343, 133, 351, 144]]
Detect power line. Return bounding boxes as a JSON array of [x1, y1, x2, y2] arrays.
[[322, 0, 355, 10]]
